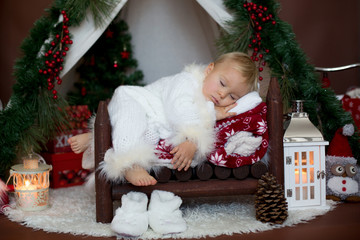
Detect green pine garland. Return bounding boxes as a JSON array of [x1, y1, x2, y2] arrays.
[[218, 0, 360, 161], [0, 0, 120, 179]]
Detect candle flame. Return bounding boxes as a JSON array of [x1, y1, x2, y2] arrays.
[[25, 180, 30, 187]]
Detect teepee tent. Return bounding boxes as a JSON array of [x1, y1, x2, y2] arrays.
[[60, 0, 233, 87]]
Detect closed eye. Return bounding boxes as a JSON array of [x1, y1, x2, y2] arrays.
[[230, 94, 235, 100], [220, 80, 225, 87]]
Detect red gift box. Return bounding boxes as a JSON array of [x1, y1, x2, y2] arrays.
[[41, 152, 91, 188]]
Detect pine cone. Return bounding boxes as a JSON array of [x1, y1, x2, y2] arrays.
[[255, 172, 288, 224]]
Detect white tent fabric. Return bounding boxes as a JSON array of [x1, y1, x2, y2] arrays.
[[60, 0, 233, 86]]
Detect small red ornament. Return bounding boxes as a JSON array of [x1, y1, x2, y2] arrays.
[[121, 51, 130, 59], [81, 86, 87, 96], [113, 60, 118, 68], [321, 73, 331, 88], [90, 55, 95, 66], [105, 29, 114, 38]]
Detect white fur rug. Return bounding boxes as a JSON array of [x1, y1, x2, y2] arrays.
[[4, 185, 337, 239]]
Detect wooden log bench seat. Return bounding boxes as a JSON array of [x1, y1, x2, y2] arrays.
[[94, 77, 284, 223]]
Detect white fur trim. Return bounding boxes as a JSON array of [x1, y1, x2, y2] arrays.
[[99, 144, 156, 182], [230, 91, 262, 115], [184, 63, 207, 82], [326, 155, 357, 165], [171, 64, 216, 165], [83, 172, 95, 194], [343, 124, 354, 136], [225, 131, 262, 156]]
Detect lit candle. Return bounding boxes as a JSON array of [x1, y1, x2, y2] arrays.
[[302, 169, 307, 183], [23, 180, 37, 190], [295, 169, 307, 184]]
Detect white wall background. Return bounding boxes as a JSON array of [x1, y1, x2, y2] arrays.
[[120, 0, 220, 84]]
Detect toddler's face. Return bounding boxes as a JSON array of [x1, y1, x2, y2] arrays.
[[202, 61, 250, 107]]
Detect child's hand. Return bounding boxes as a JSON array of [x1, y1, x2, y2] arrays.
[[170, 140, 197, 171], [215, 102, 237, 121]]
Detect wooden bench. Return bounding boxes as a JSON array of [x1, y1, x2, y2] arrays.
[[94, 77, 284, 223]]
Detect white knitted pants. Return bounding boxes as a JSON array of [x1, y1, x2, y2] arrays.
[[107, 87, 150, 154]]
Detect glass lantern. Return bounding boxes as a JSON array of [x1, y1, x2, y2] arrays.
[[283, 100, 329, 209], [9, 152, 52, 211]]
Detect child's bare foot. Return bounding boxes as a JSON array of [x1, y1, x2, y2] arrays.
[[125, 165, 157, 186], [68, 133, 91, 154]]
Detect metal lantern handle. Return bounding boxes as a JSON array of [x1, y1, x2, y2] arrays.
[[38, 155, 46, 164], [317, 170, 326, 179]]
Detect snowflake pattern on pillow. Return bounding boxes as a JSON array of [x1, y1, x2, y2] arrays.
[[207, 102, 268, 168]]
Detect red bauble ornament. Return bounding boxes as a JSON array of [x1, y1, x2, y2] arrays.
[[81, 86, 87, 96], [90, 55, 95, 66], [121, 51, 130, 59], [322, 73, 331, 88], [105, 29, 114, 38]]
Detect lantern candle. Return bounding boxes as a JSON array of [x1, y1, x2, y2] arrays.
[[23, 180, 37, 190], [294, 169, 308, 184], [283, 100, 328, 209], [8, 153, 52, 211]]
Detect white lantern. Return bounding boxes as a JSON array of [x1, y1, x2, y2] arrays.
[[283, 100, 329, 209], [8, 152, 52, 211]]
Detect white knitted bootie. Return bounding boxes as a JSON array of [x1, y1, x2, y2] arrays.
[[111, 191, 149, 237], [148, 190, 187, 234]]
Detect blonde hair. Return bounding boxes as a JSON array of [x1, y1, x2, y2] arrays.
[[214, 52, 259, 92]]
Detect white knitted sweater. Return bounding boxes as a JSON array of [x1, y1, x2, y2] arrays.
[[100, 64, 216, 182]]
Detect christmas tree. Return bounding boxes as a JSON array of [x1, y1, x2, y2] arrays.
[[67, 19, 144, 112]]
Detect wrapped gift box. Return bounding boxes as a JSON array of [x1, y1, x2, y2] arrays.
[[41, 152, 91, 188]]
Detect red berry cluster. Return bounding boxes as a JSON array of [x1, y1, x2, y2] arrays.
[[243, 2, 276, 81], [38, 10, 72, 99], [65, 105, 92, 129]]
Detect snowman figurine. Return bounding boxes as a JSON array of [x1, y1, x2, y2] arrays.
[[325, 124, 360, 202]]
